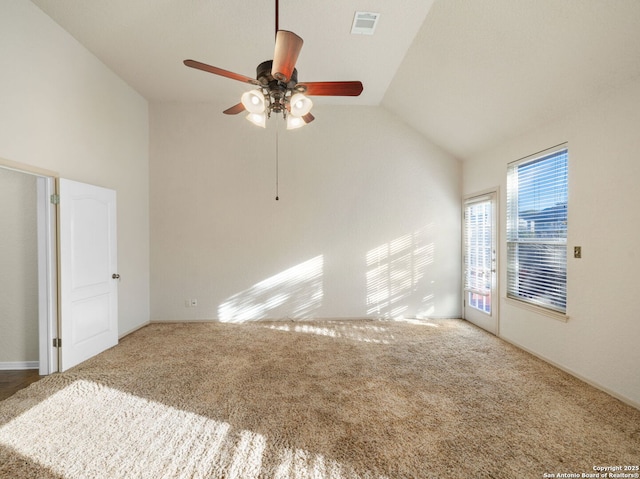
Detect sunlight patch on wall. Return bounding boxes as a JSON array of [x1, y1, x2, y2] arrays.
[[366, 226, 434, 318], [0, 380, 387, 479], [419, 293, 436, 318], [218, 256, 324, 322]]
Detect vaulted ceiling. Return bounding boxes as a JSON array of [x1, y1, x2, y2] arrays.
[[30, 0, 640, 159]]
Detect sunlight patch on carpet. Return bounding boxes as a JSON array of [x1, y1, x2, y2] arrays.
[[266, 322, 393, 344], [0, 379, 385, 479], [389, 317, 439, 327]]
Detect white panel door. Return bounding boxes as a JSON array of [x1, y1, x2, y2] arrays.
[[59, 179, 118, 371]]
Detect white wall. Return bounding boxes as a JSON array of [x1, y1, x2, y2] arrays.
[[463, 77, 640, 407], [0, 1, 150, 336], [0, 169, 38, 364], [150, 103, 461, 322]]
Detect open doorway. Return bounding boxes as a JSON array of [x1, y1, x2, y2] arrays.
[[1, 160, 119, 389], [0, 162, 58, 377]]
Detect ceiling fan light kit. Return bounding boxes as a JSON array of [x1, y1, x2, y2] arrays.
[[236, 57, 315, 130], [183, 0, 363, 130]]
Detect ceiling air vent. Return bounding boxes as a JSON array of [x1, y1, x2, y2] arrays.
[[351, 12, 380, 35]]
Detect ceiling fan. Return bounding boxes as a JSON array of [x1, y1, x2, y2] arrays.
[[183, 0, 363, 130]]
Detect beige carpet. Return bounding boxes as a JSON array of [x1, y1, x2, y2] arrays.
[[0, 319, 638, 478]]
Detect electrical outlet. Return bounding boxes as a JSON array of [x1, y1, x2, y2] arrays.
[[574, 246, 582, 259], [190, 298, 198, 307]]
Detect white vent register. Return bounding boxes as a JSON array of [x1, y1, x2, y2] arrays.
[[351, 12, 380, 35]]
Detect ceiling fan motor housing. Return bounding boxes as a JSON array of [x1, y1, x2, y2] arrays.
[[257, 60, 299, 113], [257, 60, 298, 87]]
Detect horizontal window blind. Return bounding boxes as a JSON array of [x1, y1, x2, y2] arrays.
[[464, 198, 492, 296], [507, 146, 568, 313]]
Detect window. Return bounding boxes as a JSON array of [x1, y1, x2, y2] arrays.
[[506, 145, 568, 313]]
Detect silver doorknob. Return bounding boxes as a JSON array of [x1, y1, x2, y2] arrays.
[[112, 274, 120, 279]]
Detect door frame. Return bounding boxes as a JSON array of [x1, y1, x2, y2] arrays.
[[462, 187, 500, 335], [37, 175, 58, 374], [0, 158, 59, 375]]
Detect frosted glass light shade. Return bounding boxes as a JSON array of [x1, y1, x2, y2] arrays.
[[286, 115, 305, 130], [241, 90, 266, 114], [246, 112, 266, 128], [289, 93, 313, 117]]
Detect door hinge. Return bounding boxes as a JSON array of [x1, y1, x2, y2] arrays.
[[53, 338, 61, 348], [50, 194, 60, 205]]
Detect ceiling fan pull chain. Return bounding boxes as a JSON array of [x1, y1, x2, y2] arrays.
[[275, 120, 280, 201]]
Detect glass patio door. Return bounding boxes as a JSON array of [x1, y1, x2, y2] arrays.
[[463, 192, 498, 334]]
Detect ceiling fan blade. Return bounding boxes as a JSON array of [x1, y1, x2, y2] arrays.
[[271, 31, 303, 82], [296, 81, 364, 97], [223, 103, 246, 115], [184, 59, 260, 85], [302, 112, 315, 124]]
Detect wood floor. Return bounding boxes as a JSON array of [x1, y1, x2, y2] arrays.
[[0, 370, 43, 401]]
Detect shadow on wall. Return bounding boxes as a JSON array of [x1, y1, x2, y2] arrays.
[[218, 256, 324, 323], [366, 225, 435, 319]]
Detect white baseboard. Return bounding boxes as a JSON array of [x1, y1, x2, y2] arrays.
[[498, 335, 640, 411], [119, 320, 151, 339], [150, 316, 457, 324], [0, 361, 39, 370]]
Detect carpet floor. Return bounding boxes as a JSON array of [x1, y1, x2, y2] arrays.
[[0, 318, 638, 479]]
